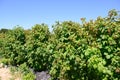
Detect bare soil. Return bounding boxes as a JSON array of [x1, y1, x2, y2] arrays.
[[0, 67, 12, 80], [0, 67, 21, 80]]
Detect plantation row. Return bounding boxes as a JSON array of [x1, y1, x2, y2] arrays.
[[0, 9, 120, 80]]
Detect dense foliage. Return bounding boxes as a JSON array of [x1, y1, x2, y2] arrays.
[[0, 9, 120, 80]]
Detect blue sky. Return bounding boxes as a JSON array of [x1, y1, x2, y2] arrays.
[[0, 0, 120, 30]]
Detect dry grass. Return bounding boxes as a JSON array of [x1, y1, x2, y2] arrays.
[[10, 70, 22, 80]]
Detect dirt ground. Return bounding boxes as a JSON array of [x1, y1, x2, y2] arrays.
[[0, 67, 21, 80], [0, 63, 50, 80], [0, 67, 12, 80]]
